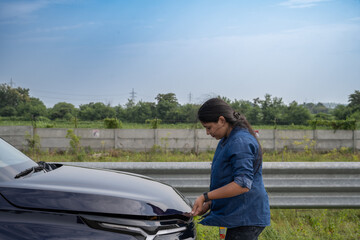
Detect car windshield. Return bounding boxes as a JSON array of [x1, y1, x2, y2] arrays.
[[0, 138, 37, 181]]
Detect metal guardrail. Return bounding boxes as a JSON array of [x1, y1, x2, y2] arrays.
[[59, 162, 360, 208]]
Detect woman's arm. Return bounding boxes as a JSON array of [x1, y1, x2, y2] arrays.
[[208, 181, 249, 199]]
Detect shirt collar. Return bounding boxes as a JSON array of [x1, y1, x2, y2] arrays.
[[220, 126, 243, 147]]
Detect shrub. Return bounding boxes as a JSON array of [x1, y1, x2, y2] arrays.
[[66, 129, 81, 154], [146, 118, 162, 129], [104, 118, 122, 129], [25, 131, 41, 155], [308, 119, 356, 131]]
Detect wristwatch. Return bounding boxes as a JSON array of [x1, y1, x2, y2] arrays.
[[203, 192, 210, 202]]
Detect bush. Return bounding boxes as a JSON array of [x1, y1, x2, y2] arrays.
[[308, 119, 356, 131], [146, 118, 162, 129], [104, 118, 122, 129], [0, 106, 17, 116], [25, 132, 41, 155], [66, 129, 81, 154]]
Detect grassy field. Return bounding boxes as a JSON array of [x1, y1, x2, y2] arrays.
[[0, 119, 201, 129], [196, 209, 360, 240], [0, 118, 335, 130]]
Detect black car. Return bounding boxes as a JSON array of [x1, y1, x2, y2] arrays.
[[0, 138, 196, 240]]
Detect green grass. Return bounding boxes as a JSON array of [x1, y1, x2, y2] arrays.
[[0, 119, 338, 130], [196, 209, 360, 240], [263, 148, 359, 162], [0, 119, 198, 129], [27, 149, 215, 162]]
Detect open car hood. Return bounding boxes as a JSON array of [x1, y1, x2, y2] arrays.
[[0, 165, 191, 217]]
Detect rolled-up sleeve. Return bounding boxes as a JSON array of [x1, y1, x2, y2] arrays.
[[229, 138, 257, 190]]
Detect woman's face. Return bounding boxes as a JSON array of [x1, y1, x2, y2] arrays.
[[201, 116, 229, 140]]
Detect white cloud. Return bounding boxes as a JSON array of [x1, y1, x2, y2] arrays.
[[34, 22, 96, 33], [279, 0, 330, 8], [0, 0, 70, 21], [0, 0, 48, 19]]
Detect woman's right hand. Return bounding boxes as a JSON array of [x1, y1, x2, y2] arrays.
[[190, 195, 211, 216]]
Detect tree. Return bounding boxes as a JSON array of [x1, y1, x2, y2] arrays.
[[332, 104, 351, 120], [314, 112, 333, 121], [114, 104, 126, 121], [303, 102, 329, 114], [349, 110, 360, 122], [124, 101, 156, 123], [155, 93, 179, 123], [283, 101, 311, 125], [230, 99, 253, 117], [78, 102, 116, 121], [0, 106, 17, 117], [49, 102, 76, 120], [256, 94, 285, 125], [328, 90, 360, 121], [0, 84, 30, 115], [246, 104, 262, 125], [125, 98, 135, 109], [135, 101, 156, 123], [348, 90, 360, 113], [177, 104, 200, 123], [17, 97, 47, 120], [0, 83, 30, 108], [220, 96, 232, 105]]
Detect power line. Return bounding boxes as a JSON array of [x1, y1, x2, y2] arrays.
[[30, 88, 129, 97]]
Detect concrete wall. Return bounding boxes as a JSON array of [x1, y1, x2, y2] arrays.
[[0, 126, 358, 152], [0, 126, 33, 149], [258, 129, 359, 152]]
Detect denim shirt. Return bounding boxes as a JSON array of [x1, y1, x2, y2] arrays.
[[200, 127, 271, 228]]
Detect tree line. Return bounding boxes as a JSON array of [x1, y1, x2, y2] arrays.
[[0, 83, 359, 127]]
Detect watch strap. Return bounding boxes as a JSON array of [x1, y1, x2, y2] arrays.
[[203, 192, 210, 202]]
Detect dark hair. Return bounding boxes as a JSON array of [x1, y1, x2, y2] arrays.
[[198, 98, 262, 172]]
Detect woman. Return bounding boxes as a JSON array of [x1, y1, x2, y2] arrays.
[[191, 98, 270, 240]]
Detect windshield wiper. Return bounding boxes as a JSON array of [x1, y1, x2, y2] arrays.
[[14, 161, 58, 179], [37, 161, 57, 171], [14, 165, 46, 179]]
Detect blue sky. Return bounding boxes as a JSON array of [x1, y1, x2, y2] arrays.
[[0, 0, 359, 107]]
